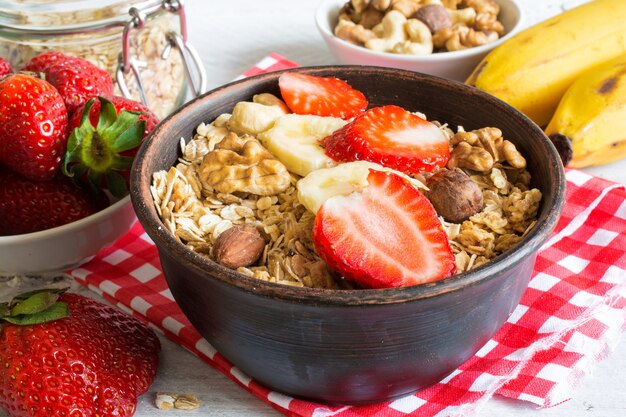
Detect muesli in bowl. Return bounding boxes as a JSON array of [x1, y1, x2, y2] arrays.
[[131, 66, 564, 403], [150, 71, 541, 290]]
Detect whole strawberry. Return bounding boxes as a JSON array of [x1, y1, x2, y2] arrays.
[[0, 289, 160, 417], [68, 94, 159, 139], [0, 57, 12, 77], [63, 95, 159, 197], [0, 73, 68, 180], [23, 51, 113, 115], [0, 168, 101, 236]]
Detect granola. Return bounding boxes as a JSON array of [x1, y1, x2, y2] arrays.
[[151, 96, 541, 288], [155, 392, 200, 410]]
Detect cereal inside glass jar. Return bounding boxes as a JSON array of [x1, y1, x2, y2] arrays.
[[0, 0, 202, 119]]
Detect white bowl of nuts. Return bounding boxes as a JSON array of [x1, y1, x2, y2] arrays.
[[316, 0, 523, 81]]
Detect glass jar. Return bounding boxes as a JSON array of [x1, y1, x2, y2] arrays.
[[0, 0, 206, 119]]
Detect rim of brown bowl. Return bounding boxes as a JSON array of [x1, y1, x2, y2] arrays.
[[131, 65, 566, 306]]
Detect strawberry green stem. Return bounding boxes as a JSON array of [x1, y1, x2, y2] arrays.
[[62, 96, 146, 198], [0, 288, 69, 326]]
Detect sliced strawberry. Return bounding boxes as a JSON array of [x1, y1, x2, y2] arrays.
[[313, 169, 456, 289], [321, 105, 450, 174], [278, 72, 367, 120]]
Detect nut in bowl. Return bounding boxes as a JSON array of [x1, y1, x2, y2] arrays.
[[316, 0, 523, 81], [131, 66, 565, 404]]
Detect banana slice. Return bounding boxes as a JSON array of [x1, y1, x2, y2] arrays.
[[258, 114, 346, 177], [297, 161, 427, 214]]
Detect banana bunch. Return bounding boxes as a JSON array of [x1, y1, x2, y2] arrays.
[[466, 0, 626, 128], [545, 56, 626, 168]]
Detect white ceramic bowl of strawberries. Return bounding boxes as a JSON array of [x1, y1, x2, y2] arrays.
[[316, 0, 523, 81], [0, 197, 136, 274], [0, 53, 157, 274]]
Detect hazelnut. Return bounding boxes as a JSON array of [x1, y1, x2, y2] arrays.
[[413, 4, 452, 33], [425, 168, 483, 223], [213, 225, 266, 269], [360, 7, 385, 29]]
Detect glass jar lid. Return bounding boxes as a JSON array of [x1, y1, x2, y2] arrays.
[[0, 0, 162, 34]]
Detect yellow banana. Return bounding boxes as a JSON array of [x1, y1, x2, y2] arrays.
[[466, 0, 626, 127], [545, 56, 626, 168]]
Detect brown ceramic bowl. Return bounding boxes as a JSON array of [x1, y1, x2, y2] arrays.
[[130, 66, 565, 404]]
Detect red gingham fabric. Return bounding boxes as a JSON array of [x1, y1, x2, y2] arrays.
[[68, 55, 626, 417], [238, 52, 298, 78]]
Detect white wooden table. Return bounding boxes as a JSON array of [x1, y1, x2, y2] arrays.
[[2, 0, 625, 416]]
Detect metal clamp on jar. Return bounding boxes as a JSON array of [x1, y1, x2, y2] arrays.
[[0, 0, 206, 119]]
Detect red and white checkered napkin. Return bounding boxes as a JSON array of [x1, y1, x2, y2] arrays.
[[68, 55, 626, 417]]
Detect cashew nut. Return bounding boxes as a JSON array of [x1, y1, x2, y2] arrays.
[[365, 10, 407, 52], [199, 133, 291, 196], [372, 22, 385, 37], [226, 94, 288, 136], [335, 19, 377, 45], [394, 19, 433, 55], [447, 7, 476, 25]]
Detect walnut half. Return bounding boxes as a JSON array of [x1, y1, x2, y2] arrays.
[[198, 132, 291, 196]]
